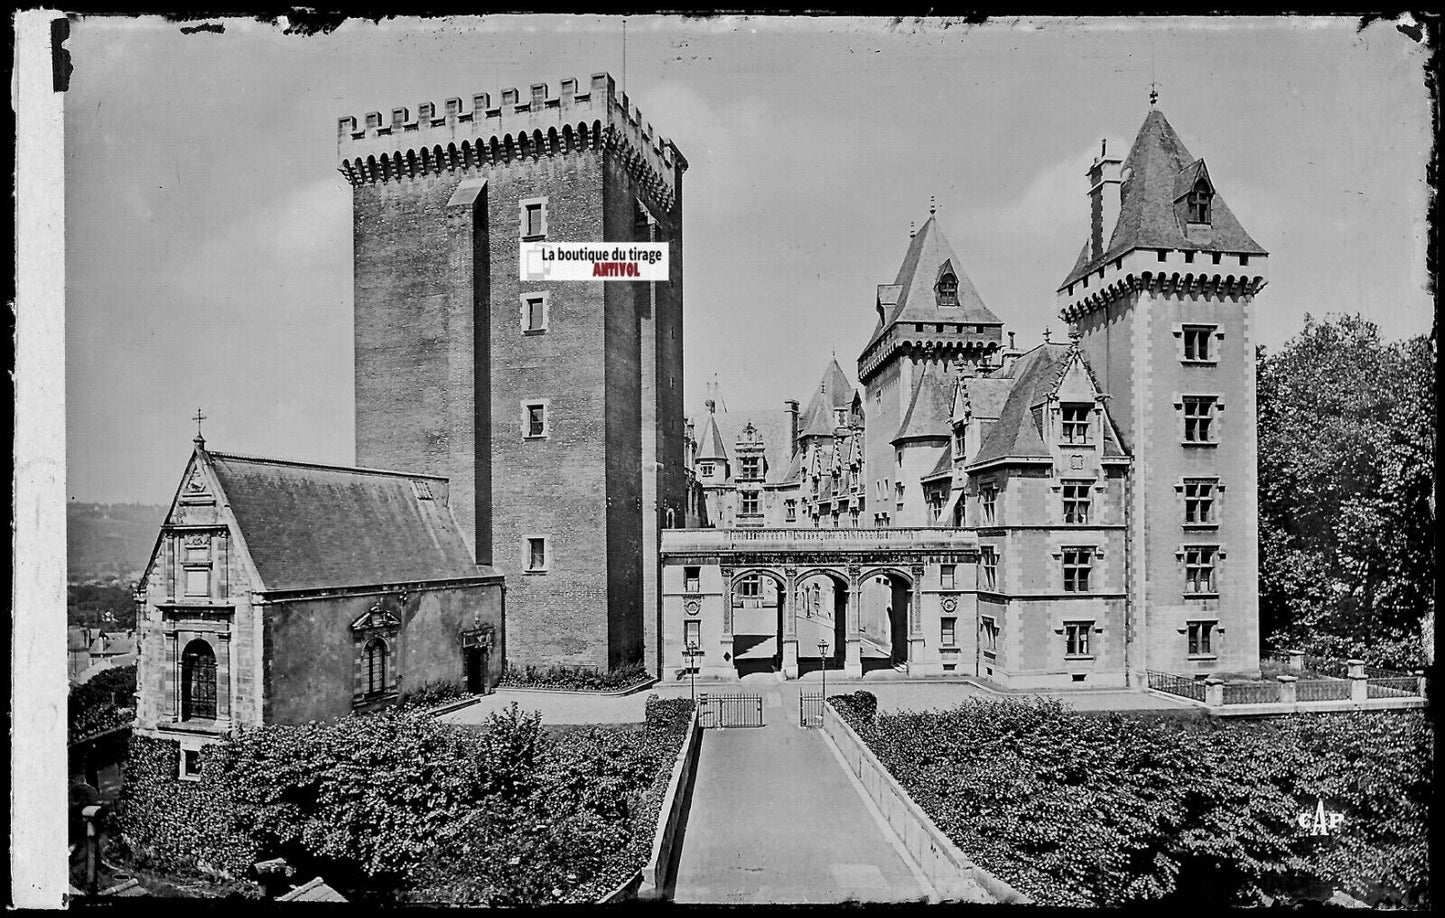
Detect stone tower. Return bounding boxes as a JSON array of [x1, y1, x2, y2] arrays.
[[338, 73, 687, 672], [858, 215, 1003, 527], [1056, 108, 1267, 680]]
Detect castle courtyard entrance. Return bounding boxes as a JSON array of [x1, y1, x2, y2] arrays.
[[662, 528, 979, 681]]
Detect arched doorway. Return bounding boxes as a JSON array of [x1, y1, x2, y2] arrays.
[[729, 570, 786, 677], [859, 570, 913, 670], [795, 569, 850, 674]]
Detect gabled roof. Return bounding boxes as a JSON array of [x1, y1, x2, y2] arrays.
[[868, 215, 1002, 347], [203, 450, 494, 593], [799, 358, 858, 438], [1062, 108, 1267, 289], [894, 363, 953, 443], [968, 343, 1129, 466]]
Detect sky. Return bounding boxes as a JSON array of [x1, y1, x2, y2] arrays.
[[64, 15, 1433, 504]]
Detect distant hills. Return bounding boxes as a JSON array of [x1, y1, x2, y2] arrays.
[[67, 502, 167, 582]]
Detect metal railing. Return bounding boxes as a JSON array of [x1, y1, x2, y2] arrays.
[[1303, 656, 1350, 679], [698, 693, 764, 728], [1367, 676, 1420, 699], [800, 691, 823, 728], [1147, 670, 1205, 702]]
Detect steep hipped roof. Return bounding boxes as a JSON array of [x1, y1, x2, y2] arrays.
[[1062, 108, 1267, 289], [894, 363, 953, 443], [869, 216, 1002, 346], [205, 451, 493, 593], [799, 358, 858, 438], [922, 446, 954, 482]]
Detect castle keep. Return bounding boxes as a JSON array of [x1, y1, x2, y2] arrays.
[[339, 73, 687, 671]]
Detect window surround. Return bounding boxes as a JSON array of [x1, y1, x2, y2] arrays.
[[1177, 544, 1223, 597], [524, 535, 550, 574], [1184, 619, 1220, 659], [1175, 393, 1224, 446], [520, 291, 550, 334], [1173, 323, 1223, 365], [522, 399, 550, 439], [1175, 477, 1224, 529], [519, 195, 549, 240], [1061, 620, 1096, 659], [1059, 403, 1093, 446]]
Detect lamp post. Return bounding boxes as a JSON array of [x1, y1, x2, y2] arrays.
[[684, 642, 701, 707], [818, 639, 830, 702]]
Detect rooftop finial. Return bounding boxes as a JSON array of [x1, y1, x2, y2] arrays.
[[1068, 322, 1082, 344], [929, 195, 937, 216], [192, 407, 207, 448], [1043, 327, 1052, 344], [908, 220, 915, 239], [1149, 80, 1159, 107]]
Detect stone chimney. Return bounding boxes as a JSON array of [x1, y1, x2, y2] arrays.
[[999, 330, 1023, 375], [1087, 139, 1123, 262], [784, 399, 800, 455]]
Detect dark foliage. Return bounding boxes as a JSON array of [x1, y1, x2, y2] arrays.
[[498, 661, 651, 692], [69, 665, 137, 743], [836, 696, 1430, 908]]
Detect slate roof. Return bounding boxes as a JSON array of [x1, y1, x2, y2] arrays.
[[968, 344, 1128, 466], [959, 376, 1013, 420], [922, 447, 954, 482], [204, 451, 495, 593], [894, 363, 953, 443], [868, 215, 1002, 346], [690, 408, 797, 485], [1062, 108, 1267, 289], [799, 358, 858, 438], [694, 411, 731, 462]]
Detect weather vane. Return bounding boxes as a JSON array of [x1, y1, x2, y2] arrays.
[[192, 407, 207, 445]]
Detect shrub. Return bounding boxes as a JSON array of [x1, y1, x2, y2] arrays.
[[854, 698, 1430, 908], [830, 690, 877, 722], [498, 661, 651, 692], [69, 665, 137, 743], [395, 677, 470, 712]]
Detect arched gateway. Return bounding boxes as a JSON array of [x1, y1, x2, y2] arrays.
[[661, 528, 979, 680]]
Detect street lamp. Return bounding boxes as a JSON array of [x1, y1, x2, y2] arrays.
[[684, 642, 701, 706], [818, 639, 830, 702]]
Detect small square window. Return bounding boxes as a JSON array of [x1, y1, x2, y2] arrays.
[[1188, 620, 1216, 656], [1062, 480, 1092, 525], [1184, 479, 1218, 525], [940, 617, 957, 646], [940, 564, 956, 590], [1239, 255, 1250, 267], [1182, 396, 1218, 444], [1211, 252, 1222, 265], [1062, 547, 1093, 593], [522, 200, 547, 239], [1061, 404, 1092, 444], [526, 537, 548, 572], [684, 566, 700, 593], [522, 293, 548, 333], [523, 402, 548, 438], [180, 748, 202, 780], [1157, 249, 1168, 262], [1184, 546, 1218, 595]]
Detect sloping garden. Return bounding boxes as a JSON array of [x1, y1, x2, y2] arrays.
[[114, 696, 692, 904], [831, 692, 1430, 908]]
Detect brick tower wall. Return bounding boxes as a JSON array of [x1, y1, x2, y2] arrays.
[[344, 73, 685, 671]]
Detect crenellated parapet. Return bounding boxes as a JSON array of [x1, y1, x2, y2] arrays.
[[336, 72, 687, 213], [857, 328, 999, 385], [1056, 246, 1268, 324]]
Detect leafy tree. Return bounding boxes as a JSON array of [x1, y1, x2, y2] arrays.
[[1257, 314, 1434, 668]]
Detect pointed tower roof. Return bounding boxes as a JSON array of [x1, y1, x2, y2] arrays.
[[893, 363, 953, 443], [694, 406, 731, 463], [799, 357, 857, 438], [1061, 108, 1267, 289], [869, 215, 1001, 346]]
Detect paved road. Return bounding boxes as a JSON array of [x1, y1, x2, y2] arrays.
[[669, 678, 937, 905]]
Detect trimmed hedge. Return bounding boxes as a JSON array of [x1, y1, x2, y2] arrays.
[[498, 661, 651, 692], [834, 696, 1430, 908], [115, 695, 693, 905]]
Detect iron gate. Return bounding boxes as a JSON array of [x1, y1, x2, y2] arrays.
[[799, 691, 824, 728], [698, 693, 764, 728]]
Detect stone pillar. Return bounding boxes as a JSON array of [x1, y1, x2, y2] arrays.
[[719, 567, 735, 676], [781, 566, 799, 680], [844, 567, 863, 678], [1286, 648, 1305, 672], [1277, 674, 1297, 705], [1415, 669, 1428, 699], [1347, 659, 1368, 702], [906, 565, 926, 674], [1204, 677, 1224, 708]]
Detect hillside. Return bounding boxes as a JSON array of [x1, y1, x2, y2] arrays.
[[67, 502, 167, 582]]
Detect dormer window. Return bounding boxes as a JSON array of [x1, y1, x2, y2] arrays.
[[1186, 179, 1213, 224], [937, 273, 960, 307]]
